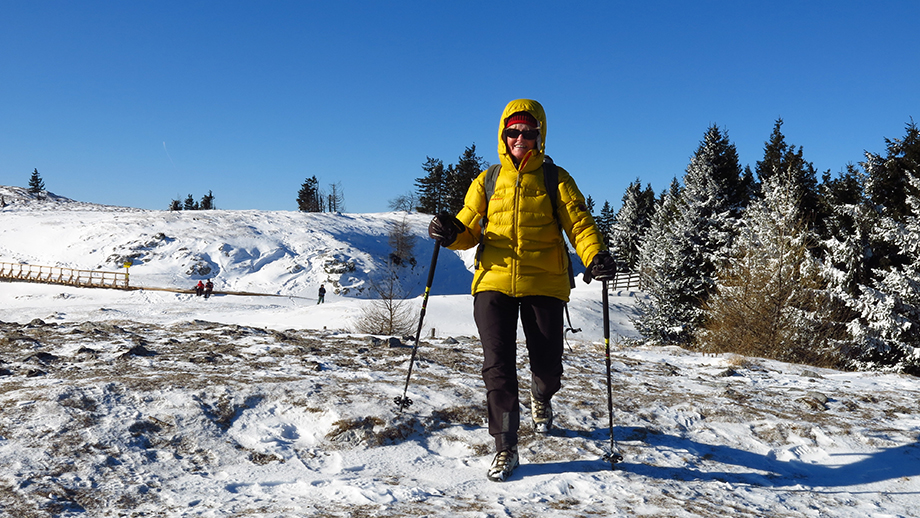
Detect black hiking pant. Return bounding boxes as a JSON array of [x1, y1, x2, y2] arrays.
[[473, 291, 565, 452]]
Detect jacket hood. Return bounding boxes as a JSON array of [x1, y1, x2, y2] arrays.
[[498, 99, 546, 173]]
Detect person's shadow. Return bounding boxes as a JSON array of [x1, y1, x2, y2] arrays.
[[518, 425, 920, 490]]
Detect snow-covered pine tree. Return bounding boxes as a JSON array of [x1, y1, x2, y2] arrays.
[[634, 126, 747, 344], [634, 179, 702, 343], [818, 164, 875, 298], [609, 180, 647, 270], [843, 165, 920, 374], [754, 119, 823, 227], [680, 125, 747, 277], [863, 119, 920, 224], [596, 200, 616, 249]]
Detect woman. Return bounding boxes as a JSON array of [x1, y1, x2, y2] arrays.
[[428, 99, 617, 481]]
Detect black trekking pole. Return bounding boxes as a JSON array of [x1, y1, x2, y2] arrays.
[[394, 240, 441, 412], [601, 279, 624, 466]]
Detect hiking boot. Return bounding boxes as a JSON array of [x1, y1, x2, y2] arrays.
[[531, 398, 553, 434], [487, 447, 519, 482]]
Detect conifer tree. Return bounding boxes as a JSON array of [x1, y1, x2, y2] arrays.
[[183, 194, 199, 211], [585, 195, 596, 215], [818, 164, 876, 295], [28, 168, 45, 195], [635, 179, 701, 343], [609, 181, 647, 269], [634, 126, 748, 344], [845, 209, 920, 375], [596, 200, 615, 248], [415, 157, 448, 214], [680, 125, 747, 282], [841, 128, 920, 374], [297, 176, 323, 212], [754, 119, 821, 227], [446, 144, 488, 215], [199, 190, 215, 210], [863, 119, 920, 223]]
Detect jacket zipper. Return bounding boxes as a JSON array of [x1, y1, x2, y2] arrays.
[[511, 151, 534, 295]]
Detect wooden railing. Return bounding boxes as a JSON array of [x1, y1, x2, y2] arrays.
[[0, 262, 129, 289], [606, 270, 641, 292]]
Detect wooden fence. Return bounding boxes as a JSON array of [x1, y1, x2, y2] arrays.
[[0, 262, 129, 289], [606, 270, 641, 292]]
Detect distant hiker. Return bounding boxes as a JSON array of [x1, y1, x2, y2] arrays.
[[427, 99, 616, 482], [204, 279, 214, 299], [317, 284, 326, 304], [195, 280, 204, 297]]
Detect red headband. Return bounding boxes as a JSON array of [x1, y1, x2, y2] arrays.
[[505, 112, 538, 128]]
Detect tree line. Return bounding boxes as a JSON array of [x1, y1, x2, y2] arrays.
[[388, 144, 490, 214], [169, 191, 216, 211], [166, 176, 348, 212], [297, 176, 345, 213], [609, 118, 920, 376]]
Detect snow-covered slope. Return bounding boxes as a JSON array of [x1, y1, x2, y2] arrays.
[[0, 187, 638, 339], [0, 184, 135, 211], [1, 198, 442, 299]]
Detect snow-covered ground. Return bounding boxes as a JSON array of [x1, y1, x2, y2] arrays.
[[2, 187, 919, 517]]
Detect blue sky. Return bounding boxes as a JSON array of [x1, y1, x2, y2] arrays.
[[2, 1, 918, 213]]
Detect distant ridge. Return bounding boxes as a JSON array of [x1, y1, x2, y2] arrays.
[[0, 184, 144, 212]]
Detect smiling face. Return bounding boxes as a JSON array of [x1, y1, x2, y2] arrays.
[[505, 123, 538, 164]]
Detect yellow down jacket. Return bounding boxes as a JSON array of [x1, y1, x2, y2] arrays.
[[447, 99, 607, 301]]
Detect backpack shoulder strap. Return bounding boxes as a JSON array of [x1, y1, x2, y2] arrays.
[[542, 156, 559, 217], [476, 164, 502, 268], [543, 156, 575, 288], [483, 164, 501, 212]]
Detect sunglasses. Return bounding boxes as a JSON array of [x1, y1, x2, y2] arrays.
[[504, 128, 540, 140]]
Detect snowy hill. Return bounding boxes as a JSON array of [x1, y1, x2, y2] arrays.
[[0, 186, 637, 339], [1, 194, 451, 299], [2, 187, 920, 517]]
